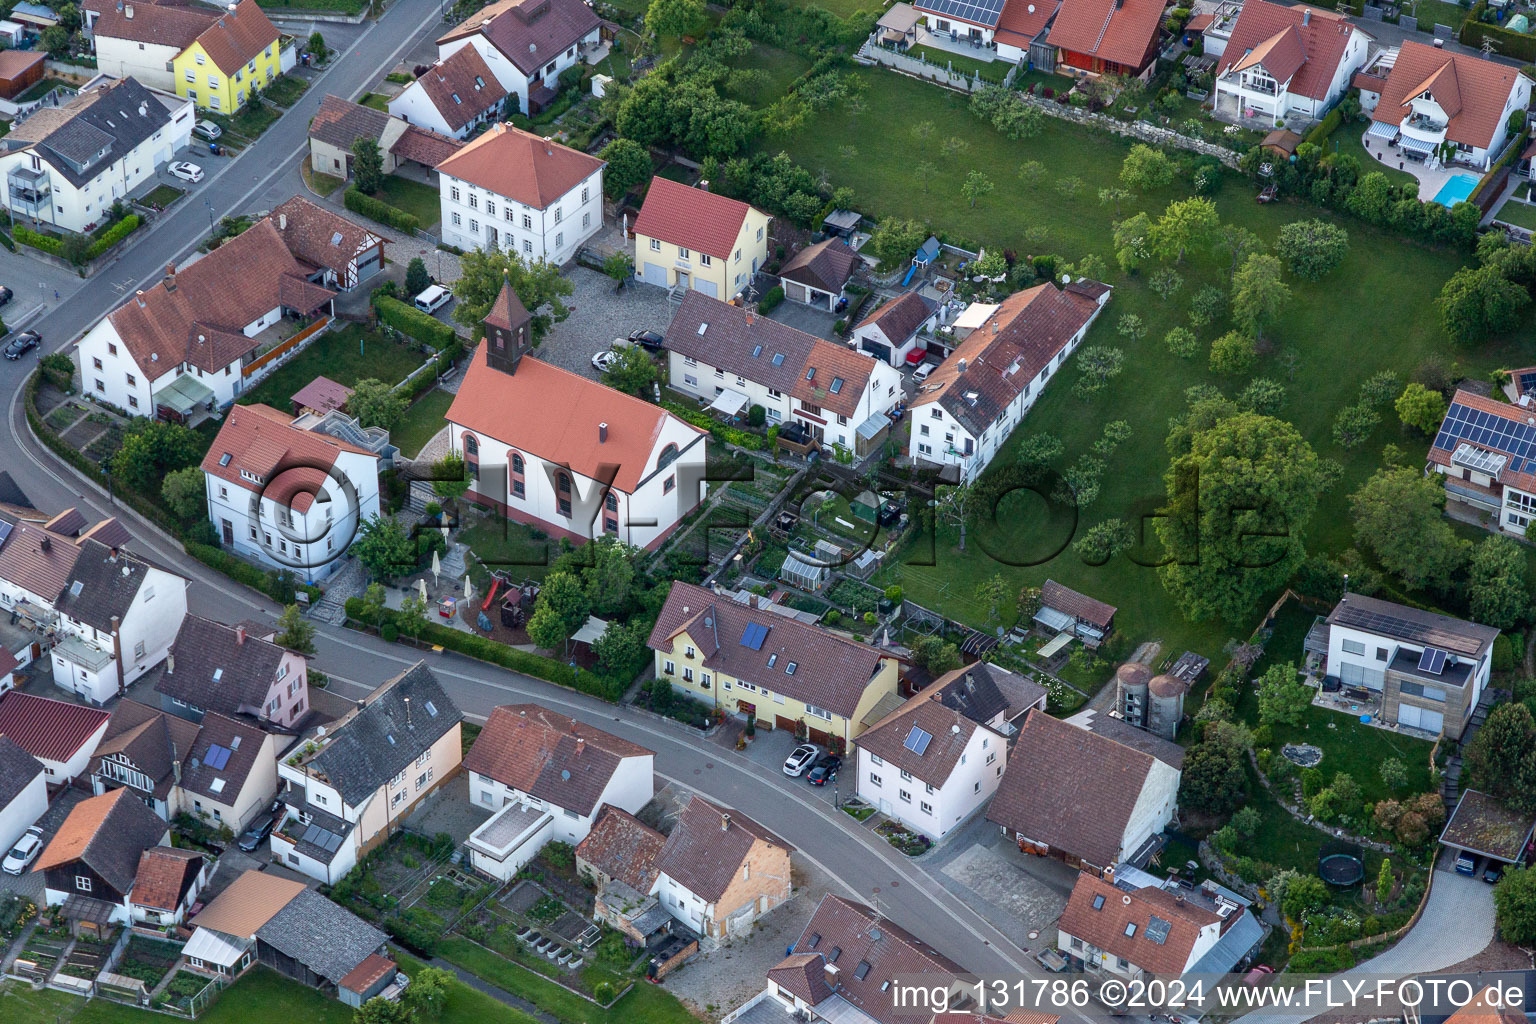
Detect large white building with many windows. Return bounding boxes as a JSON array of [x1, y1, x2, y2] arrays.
[[435, 123, 603, 264]]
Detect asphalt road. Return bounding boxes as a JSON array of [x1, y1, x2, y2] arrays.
[[0, 1, 1077, 1004]]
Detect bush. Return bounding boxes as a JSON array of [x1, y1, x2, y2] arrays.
[[662, 400, 765, 450], [374, 294, 458, 350], [345, 186, 421, 234], [86, 214, 141, 259], [758, 286, 785, 313], [15, 225, 64, 257], [185, 542, 269, 591]]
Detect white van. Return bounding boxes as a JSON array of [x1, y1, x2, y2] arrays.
[[414, 285, 452, 315], [912, 360, 938, 384]]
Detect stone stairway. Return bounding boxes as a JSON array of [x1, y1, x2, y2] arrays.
[[1442, 687, 1504, 812]]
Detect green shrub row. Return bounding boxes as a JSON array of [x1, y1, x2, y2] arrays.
[[344, 186, 421, 234], [375, 294, 458, 350], [661, 400, 766, 450], [344, 597, 626, 701], [1469, 129, 1527, 210], [757, 285, 785, 314], [16, 226, 63, 257], [87, 214, 141, 259], [1302, 106, 1343, 149]]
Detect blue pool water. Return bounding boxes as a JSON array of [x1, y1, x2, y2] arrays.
[[1432, 173, 1480, 209]]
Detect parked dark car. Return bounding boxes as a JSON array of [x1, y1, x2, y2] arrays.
[[3, 332, 40, 359], [628, 329, 665, 351], [1484, 862, 1505, 885], [237, 813, 277, 852], [0, 286, 13, 307], [806, 754, 841, 786]]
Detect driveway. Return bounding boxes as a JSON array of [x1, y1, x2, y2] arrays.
[[735, 726, 844, 812], [763, 296, 842, 343], [922, 813, 1076, 953], [539, 267, 673, 380]]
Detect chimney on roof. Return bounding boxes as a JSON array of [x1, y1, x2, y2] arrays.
[[698, 180, 711, 193], [824, 962, 839, 989], [745, 308, 755, 326], [236, 625, 246, 645], [1303, 7, 1311, 23], [720, 813, 730, 832], [576, 737, 584, 754], [172, 758, 181, 783], [279, 213, 286, 231], [598, 422, 608, 444], [134, 289, 145, 308], [167, 653, 175, 674], [957, 358, 968, 373]]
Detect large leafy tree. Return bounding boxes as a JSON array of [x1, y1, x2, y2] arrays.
[[1256, 661, 1312, 726], [585, 537, 636, 615], [354, 996, 412, 1024], [1180, 734, 1246, 814], [1232, 253, 1291, 342], [275, 604, 316, 656], [1275, 219, 1349, 281], [1470, 535, 1533, 630], [1113, 212, 1152, 275], [1157, 412, 1324, 621], [1494, 868, 1536, 946], [1349, 467, 1469, 592], [347, 378, 406, 430], [603, 345, 659, 396], [111, 420, 203, 492], [527, 571, 592, 652], [1217, 224, 1264, 287], [600, 138, 652, 199], [1119, 143, 1176, 191], [1149, 196, 1219, 263], [646, 0, 704, 39], [353, 514, 416, 581], [1465, 703, 1536, 815], [1394, 381, 1447, 435], [593, 621, 645, 675], [1437, 264, 1530, 345], [161, 466, 206, 522], [452, 249, 572, 343]]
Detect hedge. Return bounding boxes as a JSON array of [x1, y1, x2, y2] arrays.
[[344, 598, 626, 701], [662, 400, 766, 450], [87, 214, 141, 259], [375, 294, 458, 350], [757, 286, 785, 314], [1302, 107, 1343, 149], [16, 226, 63, 257], [1463, 2, 1536, 61], [185, 541, 269, 590], [344, 187, 421, 234]]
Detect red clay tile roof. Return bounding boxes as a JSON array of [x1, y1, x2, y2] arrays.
[[633, 176, 762, 261], [652, 795, 792, 903], [190, 0, 278, 74], [91, 0, 219, 52], [934, 1015, 1061, 1024], [1058, 873, 1220, 976], [1184, 11, 1213, 32], [438, 0, 600, 76], [0, 50, 44, 81], [1370, 41, 1524, 150], [36, 788, 168, 893], [484, 279, 530, 333], [0, 692, 110, 764], [779, 239, 859, 295], [131, 846, 203, 911], [408, 47, 506, 132], [1049, 0, 1164, 69], [1217, 1, 1362, 102], [995, 0, 1060, 47], [768, 953, 833, 1005], [200, 403, 377, 514], [390, 124, 463, 166], [853, 291, 935, 342], [1428, 389, 1536, 496], [987, 710, 1156, 867], [1041, 579, 1117, 628], [436, 122, 601, 207], [574, 806, 665, 891], [1445, 987, 1532, 1024], [290, 375, 354, 414], [1352, 70, 1387, 92], [446, 343, 703, 493], [464, 704, 652, 816], [270, 196, 381, 276], [338, 952, 397, 995]]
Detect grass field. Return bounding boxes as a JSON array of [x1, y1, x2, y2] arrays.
[[907, 44, 1010, 84], [723, 43, 813, 106], [1410, 0, 1469, 30], [0, 967, 356, 1024], [462, 516, 560, 582], [237, 324, 423, 409], [360, 92, 389, 111], [393, 388, 455, 457], [787, 0, 875, 19], [1324, 119, 1419, 191], [1495, 197, 1536, 230], [263, 74, 309, 107], [793, 67, 1523, 664], [375, 174, 443, 228]]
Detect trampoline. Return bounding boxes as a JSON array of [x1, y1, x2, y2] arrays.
[[1318, 841, 1365, 887]]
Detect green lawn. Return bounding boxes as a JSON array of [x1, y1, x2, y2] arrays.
[[16, 78, 70, 103], [1495, 197, 1536, 231], [786, 66, 1523, 667], [1013, 68, 1076, 95], [1324, 118, 1419, 191], [263, 74, 309, 107], [0, 967, 356, 1024], [723, 43, 813, 107], [228, 100, 279, 138], [786, 0, 875, 19], [237, 324, 424, 410], [907, 44, 1009, 84], [304, 167, 347, 197], [393, 388, 454, 457], [140, 184, 185, 210], [1409, 0, 1468, 30], [360, 92, 389, 111], [461, 516, 559, 582], [255, 0, 365, 12], [375, 174, 443, 228]]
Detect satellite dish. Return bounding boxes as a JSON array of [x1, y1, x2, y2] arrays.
[[316, 726, 326, 737], [1061, 273, 1070, 284], [1028, 3, 1034, 10]]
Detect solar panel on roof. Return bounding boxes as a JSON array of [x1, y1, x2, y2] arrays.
[[1434, 402, 1536, 466], [0, 521, 11, 548], [1418, 647, 1448, 675], [740, 623, 769, 650], [1146, 915, 1172, 945], [302, 824, 321, 846], [918, 0, 1005, 27], [322, 831, 343, 853], [1520, 371, 1536, 395], [903, 726, 932, 756], [204, 743, 231, 770]]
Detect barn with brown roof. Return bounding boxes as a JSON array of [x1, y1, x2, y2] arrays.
[[575, 806, 664, 892], [1049, 0, 1164, 76], [35, 788, 171, 931]]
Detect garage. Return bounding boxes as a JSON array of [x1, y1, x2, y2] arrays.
[[696, 278, 719, 298], [355, 246, 383, 285], [642, 261, 669, 287], [775, 715, 797, 733], [860, 339, 891, 362], [785, 282, 809, 303]]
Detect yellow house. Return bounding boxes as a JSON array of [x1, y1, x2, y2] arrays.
[[632, 176, 770, 302], [647, 582, 901, 752], [172, 0, 282, 114]]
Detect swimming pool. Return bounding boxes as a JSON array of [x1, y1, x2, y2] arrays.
[[1432, 173, 1480, 209]]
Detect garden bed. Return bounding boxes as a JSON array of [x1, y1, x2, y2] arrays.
[[114, 936, 184, 989], [875, 819, 931, 856]]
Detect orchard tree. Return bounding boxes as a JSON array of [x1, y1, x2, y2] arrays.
[[1232, 253, 1290, 342], [1116, 313, 1145, 344], [1099, 187, 1130, 217], [1239, 378, 1287, 415], [1437, 264, 1529, 345], [1276, 219, 1349, 281], [1349, 467, 1469, 592], [1165, 326, 1198, 359], [1209, 331, 1257, 375], [1120, 143, 1176, 191], [960, 170, 994, 208], [1217, 224, 1265, 286], [1189, 284, 1227, 329], [1470, 535, 1533, 630], [1113, 212, 1152, 274], [348, 378, 406, 430], [1395, 381, 1447, 435], [1073, 518, 1136, 565], [646, 0, 704, 39], [1150, 196, 1220, 263], [1256, 662, 1312, 726], [600, 138, 652, 198], [354, 997, 412, 1024], [975, 574, 1010, 623]]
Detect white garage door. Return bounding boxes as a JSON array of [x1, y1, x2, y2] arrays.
[[696, 278, 719, 299], [642, 262, 668, 287], [1398, 704, 1443, 734]]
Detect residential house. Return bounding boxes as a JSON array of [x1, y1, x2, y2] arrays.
[[435, 122, 604, 264], [853, 687, 1011, 839], [575, 806, 665, 891], [1439, 790, 1535, 871], [994, 0, 1061, 65], [0, 51, 44, 100], [778, 239, 859, 311], [272, 663, 463, 884], [0, 736, 46, 855], [911, 0, 1060, 66], [1428, 389, 1536, 538], [171, 0, 283, 113], [664, 292, 905, 453], [0, 692, 110, 785], [1057, 869, 1263, 978], [445, 287, 707, 550], [156, 615, 310, 728], [308, 94, 464, 182], [649, 581, 903, 750], [127, 846, 207, 928], [35, 788, 171, 930], [1049, 0, 1164, 77], [1212, 2, 1370, 123], [254, 887, 393, 998], [389, 46, 506, 140], [90, 699, 283, 829], [909, 279, 1111, 478], [270, 196, 384, 292], [988, 710, 1180, 871], [75, 219, 337, 416], [924, 661, 1049, 739], [86, 0, 283, 109], [1442, 988, 1534, 1024], [0, 75, 194, 234], [85, 0, 214, 92], [1365, 41, 1531, 170], [436, 0, 601, 115], [633, 176, 771, 300], [463, 703, 654, 880], [183, 868, 306, 976], [1316, 591, 1499, 739], [1034, 579, 1117, 648], [200, 403, 382, 584], [850, 292, 939, 367], [651, 795, 793, 943]]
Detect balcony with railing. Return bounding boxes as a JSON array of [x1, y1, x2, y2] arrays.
[[7, 166, 50, 220]]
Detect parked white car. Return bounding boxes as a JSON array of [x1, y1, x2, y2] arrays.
[[591, 350, 619, 372], [3, 826, 43, 875], [782, 744, 819, 777], [169, 162, 204, 183]]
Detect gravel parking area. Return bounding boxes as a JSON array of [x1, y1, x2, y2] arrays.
[[540, 268, 674, 380]]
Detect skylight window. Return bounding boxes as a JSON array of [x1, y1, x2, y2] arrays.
[[219, 453, 232, 467], [785, 661, 797, 675], [772, 353, 785, 366], [805, 368, 816, 381], [1124, 923, 1137, 937], [830, 377, 844, 394], [752, 344, 763, 357]]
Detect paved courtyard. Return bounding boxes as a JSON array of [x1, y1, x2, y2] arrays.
[[762, 294, 843, 343], [923, 813, 1077, 952], [404, 773, 492, 843], [538, 268, 674, 380]]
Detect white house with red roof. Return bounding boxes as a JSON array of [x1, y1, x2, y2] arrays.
[[445, 282, 707, 550], [633, 176, 771, 300], [0, 691, 110, 785], [435, 0, 600, 115], [435, 123, 603, 264], [1212, 2, 1371, 123], [200, 404, 381, 584], [387, 46, 506, 141], [1429, 388, 1536, 537], [909, 0, 1060, 65], [1363, 41, 1531, 170]]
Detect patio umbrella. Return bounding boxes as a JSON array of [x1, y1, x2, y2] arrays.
[[463, 575, 474, 603], [417, 578, 428, 603], [431, 549, 441, 586]]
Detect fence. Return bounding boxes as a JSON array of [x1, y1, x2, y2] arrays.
[[858, 37, 1012, 92], [242, 315, 332, 377]]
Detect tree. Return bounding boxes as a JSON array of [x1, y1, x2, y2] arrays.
[[939, 135, 970, 161], [593, 621, 644, 675], [359, 582, 388, 627], [1437, 264, 1530, 345], [1149, 268, 1184, 301], [161, 466, 206, 521], [603, 345, 659, 396], [527, 571, 591, 652], [404, 967, 453, 1022], [934, 482, 977, 552], [910, 634, 961, 675], [602, 251, 634, 289], [431, 450, 470, 502], [1349, 467, 1469, 592], [585, 537, 636, 614], [1232, 253, 1290, 342], [1099, 187, 1130, 217], [307, 31, 327, 59], [1158, 413, 1324, 621], [405, 257, 431, 297], [960, 170, 994, 208], [1072, 345, 1125, 399], [396, 594, 429, 641], [452, 249, 573, 343], [1238, 378, 1286, 415], [1379, 757, 1409, 791], [600, 138, 651, 199], [1113, 211, 1153, 275], [1120, 143, 1176, 191], [1217, 224, 1265, 287], [275, 604, 316, 656], [1189, 285, 1227, 329], [1018, 160, 1046, 187], [1332, 402, 1380, 449], [1470, 535, 1533, 630], [1164, 326, 1198, 359], [1395, 381, 1447, 435], [866, 219, 928, 272], [975, 574, 1009, 623], [1282, 876, 1329, 922], [1150, 197, 1219, 263], [351, 137, 383, 195], [1494, 868, 1536, 946], [645, 0, 704, 38], [1277, 219, 1349, 281], [1073, 518, 1136, 565], [1465, 703, 1536, 814], [1209, 331, 1256, 375], [354, 997, 412, 1024], [110, 420, 203, 492], [348, 378, 407, 430], [38, 25, 68, 57], [1256, 662, 1311, 726], [354, 514, 416, 581], [1180, 736, 1246, 813], [1115, 313, 1145, 345]]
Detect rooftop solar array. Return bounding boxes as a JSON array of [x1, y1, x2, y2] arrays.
[[1434, 401, 1536, 476], [0, 521, 12, 549], [1521, 371, 1536, 396], [904, 725, 933, 755], [1146, 915, 1172, 945], [302, 823, 345, 854], [917, 0, 1005, 27], [740, 622, 769, 650], [204, 743, 231, 770], [1332, 606, 1483, 657], [1418, 647, 1448, 675]]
